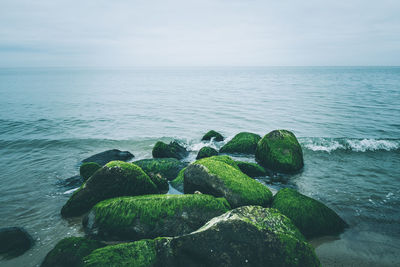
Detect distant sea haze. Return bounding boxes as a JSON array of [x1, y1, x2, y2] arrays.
[[0, 67, 399, 266]]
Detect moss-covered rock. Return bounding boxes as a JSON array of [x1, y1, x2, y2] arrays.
[[272, 188, 348, 239], [61, 161, 158, 217], [82, 149, 134, 166], [220, 132, 261, 154], [184, 157, 272, 208], [147, 173, 169, 194], [196, 146, 218, 159], [201, 130, 224, 142], [256, 130, 304, 173], [0, 227, 34, 259], [41, 237, 105, 267], [236, 161, 268, 178], [80, 162, 101, 181], [152, 141, 188, 160], [83, 194, 230, 241], [170, 206, 320, 267], [134, 158, 187, 181]]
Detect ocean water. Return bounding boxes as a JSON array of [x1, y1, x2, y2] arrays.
[[0, 67, 399, 266]]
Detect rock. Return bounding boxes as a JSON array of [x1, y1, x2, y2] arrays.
[[196, 146, 218, 159], [184, 156, 272, 208], [134, 158, 187, 181], [57, 175, 83, 190], [61, 161, 158, 217], [82, 149, 134, 166], [80, 162, 102, 181], [152, 141, 189, 160], [255, 130, 304, 173], [147, 173, 169, 194], [0, 227, 34, 258], [201, 130, 224, 142], [236, 161, 268, 178], [272, 188, 348, 239], [41, 237, 105, 267], [83, 194, 230, 241], [220, 132, 261, 154]]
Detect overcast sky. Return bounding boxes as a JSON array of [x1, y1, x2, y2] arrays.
[[1, 0, 400, 67]]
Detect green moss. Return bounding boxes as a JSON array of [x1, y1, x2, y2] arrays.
[[255, 130, 303, 173], [203, 155, 240, 170], [272, 188, 347, 239], [170, 168, 185, 192], [152, 141, 188, 159], [236, 161, 267, 178], [80, 162, 102, 181], [189, 158, 273, 208], [196, 146, 218, 159], [83, 240, 157, 267], [41, 237, 105, 267], [201, 130, 224, 141], [134, 158, 186, 181], [220, 132, 261, 154]]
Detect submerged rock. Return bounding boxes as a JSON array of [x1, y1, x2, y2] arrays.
[[83, 194, 230, 241], [255, 130, 304, 173], [82, 149, 134, 166], [184, 156, 272, 208], [58, 175, 83, 190], [79, 162, 101, 181], [134, 158, 187, 181], [220, 132, 261, 154], [236, 161, 268, 178], [201, 130, 224, 142], [272, 188, 348, 239], [196, 146, 218, 159], [41, 237, 105, 267], [0, 227, 34, 259], [152, 141, 189, 160], [61, 161, 158, 217]]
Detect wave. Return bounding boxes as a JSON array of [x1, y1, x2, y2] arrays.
[[300, 138, 400, 152]]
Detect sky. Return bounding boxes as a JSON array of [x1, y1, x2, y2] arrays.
[[0, 0, 400, 67]]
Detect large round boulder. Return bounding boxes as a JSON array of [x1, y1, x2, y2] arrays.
[[61, 161, 158, 217], [41, 237, 105, 267], [201, 130, 224, 142], [220, 132, 261, 154], [272, 188, 348, 239], [152, 141, 188, 160], [80, 162, 101, 181], [82, 149, 134, 166], [0, 227, 34, 258], [255, 130, 304, 173], [83, 194, 230, 241], [236, 161, 268, 178], [134, 158, 187, 181], [184, 156, 272, 208], [196, 146, 218, 159]]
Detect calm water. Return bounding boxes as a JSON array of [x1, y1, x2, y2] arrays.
[[0, 67, 399, 266]]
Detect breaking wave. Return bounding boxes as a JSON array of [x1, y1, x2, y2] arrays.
[[300, 138, 400, 152]]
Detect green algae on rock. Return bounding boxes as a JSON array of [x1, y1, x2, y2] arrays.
[[256, 129, 304, 173], [41, 237, 105, 267], [83, 194, 230, 241], [196, 146, 218, 159], [201, 130, 224, 142], [170, 168, 185, 192], [220, 132, 261, 154], [184, 157, 272, 208], [272, 188, 348, 239], [61, 161, 158, 217], [79, 162, 101, 181], [236, 161, 268, 178], [152, 141, 188, 160], [134, 158, 187, 181]]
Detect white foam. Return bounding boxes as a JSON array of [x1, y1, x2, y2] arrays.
[[345, 139, 399, 152], [301, 138, 399, 152]]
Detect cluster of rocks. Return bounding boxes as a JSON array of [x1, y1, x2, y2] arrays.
[[21, 129, 346, 266]]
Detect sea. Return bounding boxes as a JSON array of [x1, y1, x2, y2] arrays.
[[0, 66, 399, 266]]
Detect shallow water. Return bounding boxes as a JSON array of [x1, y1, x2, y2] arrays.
[[0, 67, 399, 266]]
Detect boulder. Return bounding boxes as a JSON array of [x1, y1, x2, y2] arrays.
[[220, 132, 261, 154], [272, 188, 348, 239], [41, 237, 105, 267], [236, 161, 268, 178], [201, 130, 224, 142], [0, 227, 34, 258], [134, 158, 187, 181], [196, 146, 218, 159], [82, 149, 134, 166], [61, 161, 158, 217], [184, 157, 272, 208], [80, 162, 101, 181], [83, 194, 230, 241], [255, 130, 303, 173], [147, 173, 169, 194], [152, 141, 189, 160]]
